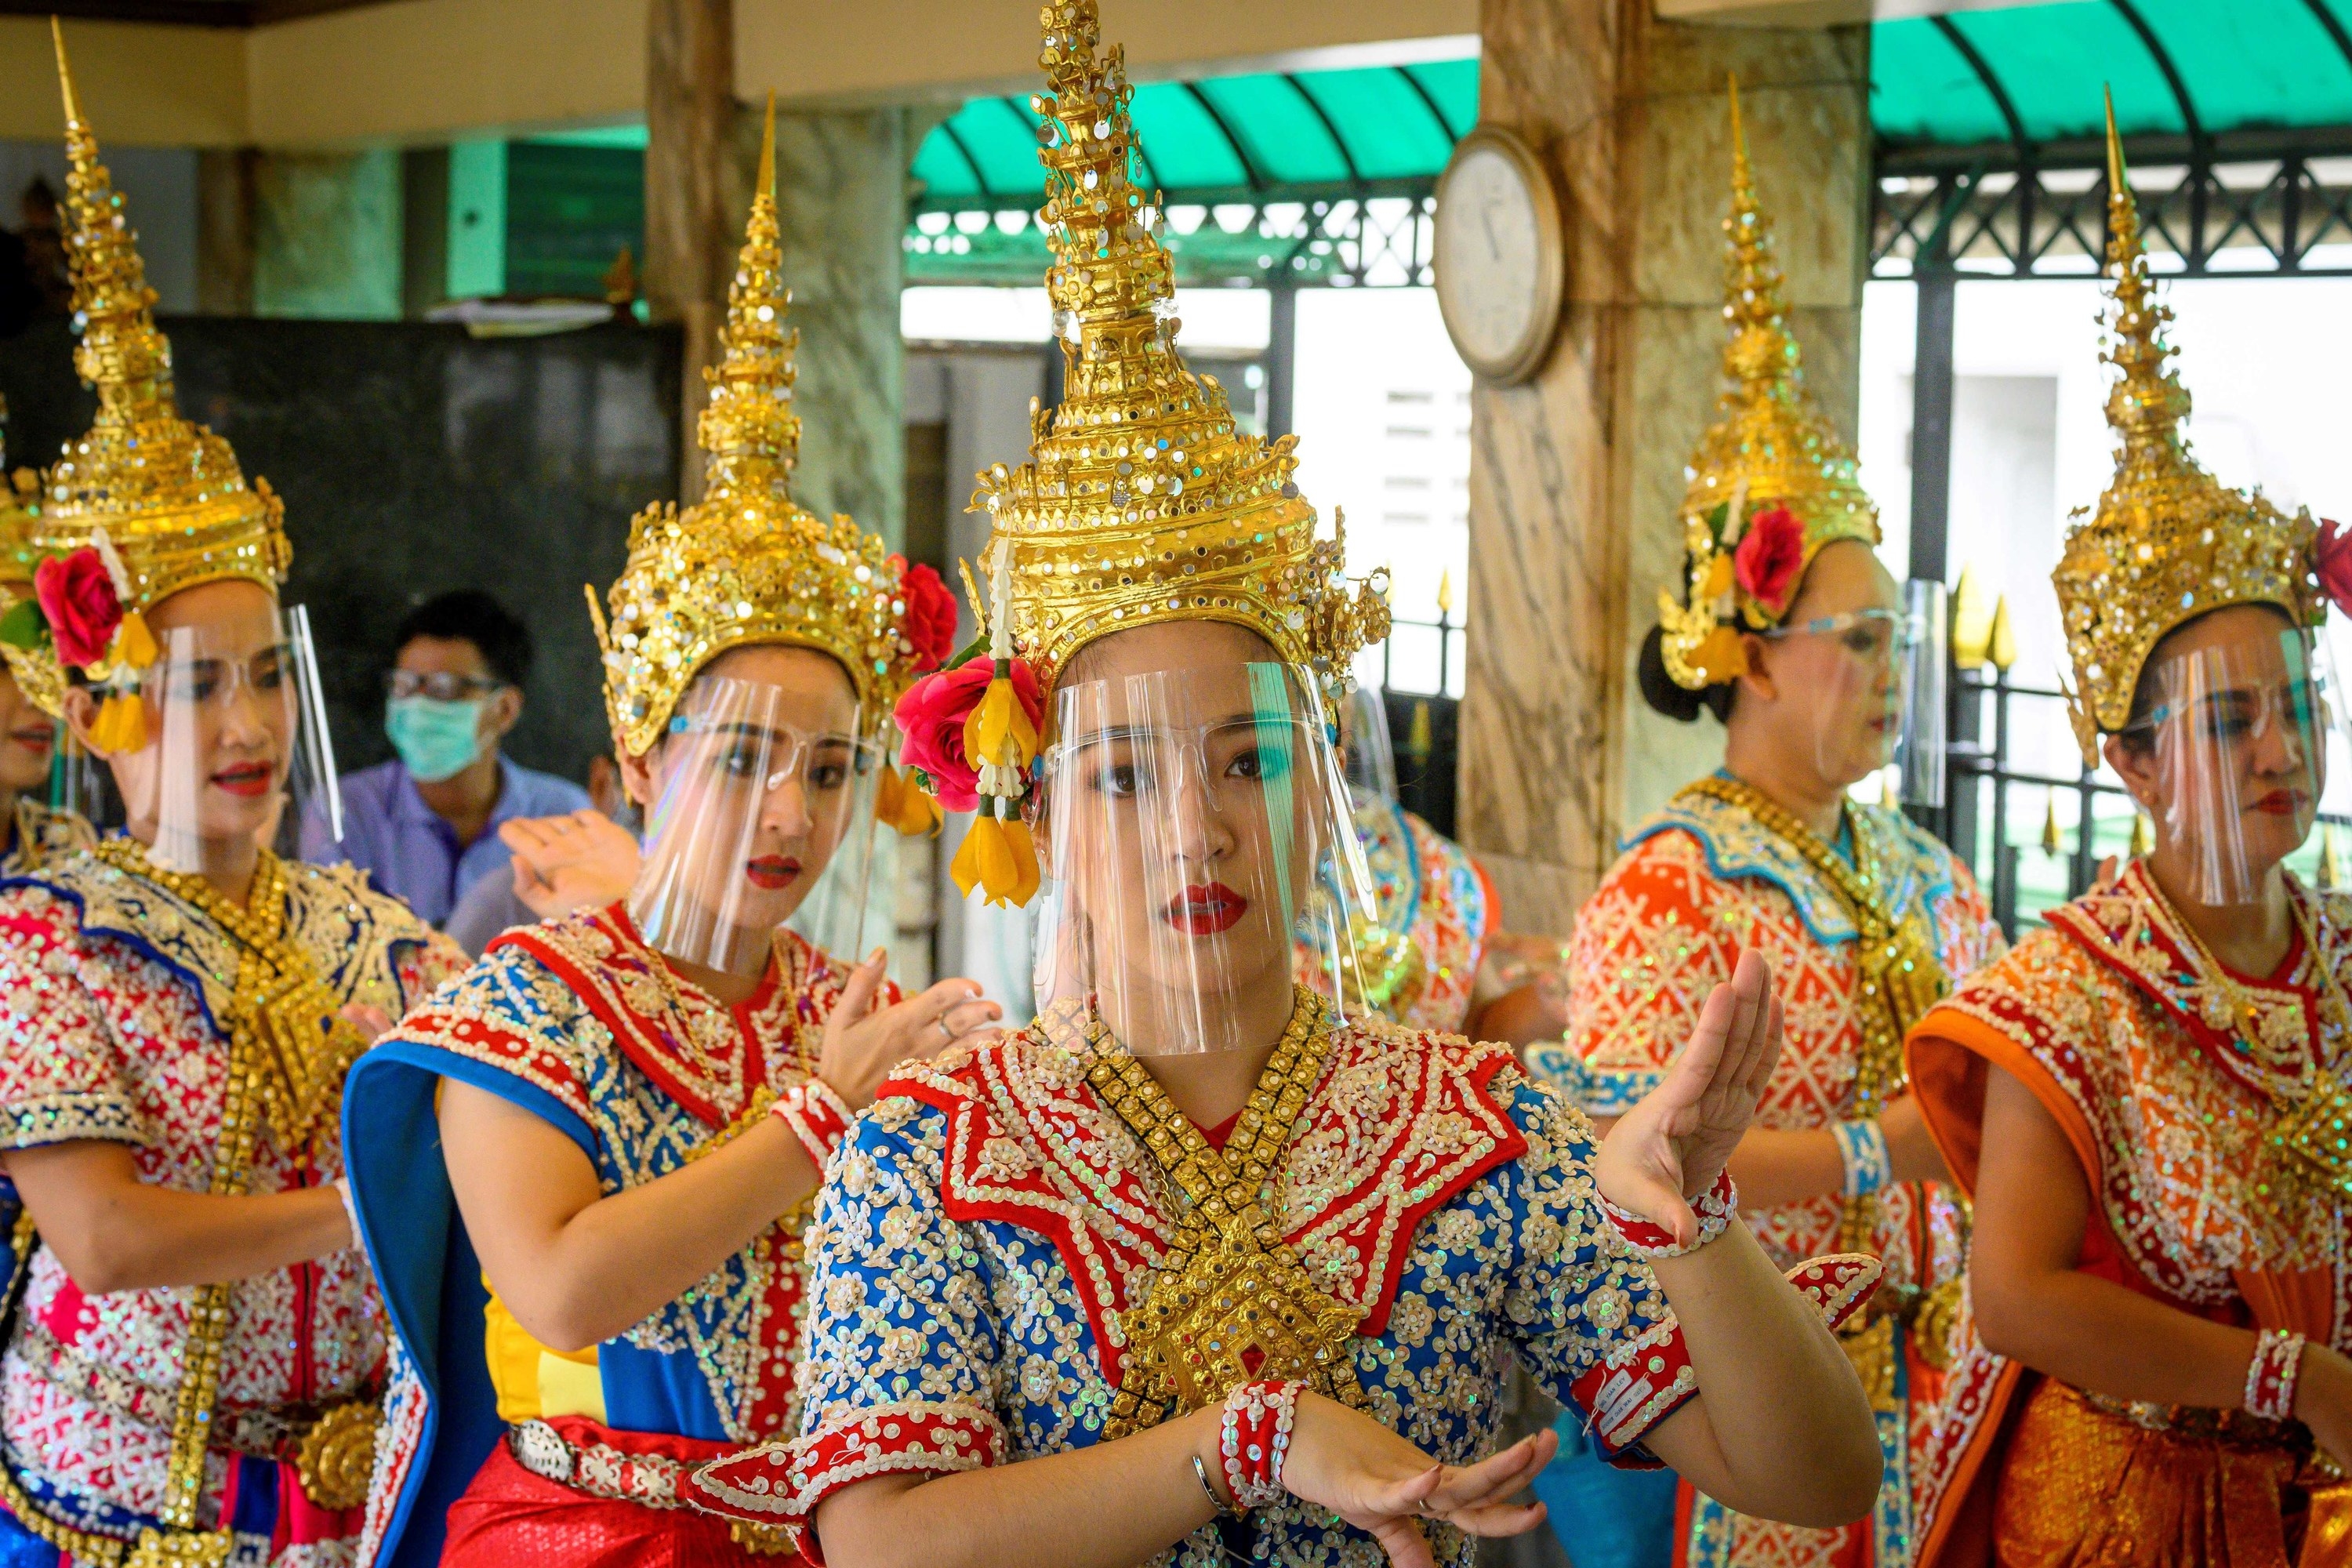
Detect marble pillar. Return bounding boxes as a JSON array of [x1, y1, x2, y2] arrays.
[[758, 103, 913, 550], [644, 0, 734, 495], [1461, 0, 1869, 935], [251, 149, 404, 321]]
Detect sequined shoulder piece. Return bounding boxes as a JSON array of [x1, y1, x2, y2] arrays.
[[1285, 1020, 1528, 1333], [375, 931, 600, 1127], [0, 849, 438, 1032], [1629, 790, 1854, 945], [278, 855, 447, 1002], [880, 1017, 1528, 1377], [5, 800, 94, 873], [1851, 801, 1962, 928], [492, 904, 809, 1129]]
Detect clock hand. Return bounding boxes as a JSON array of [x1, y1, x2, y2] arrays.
[[1480, 198, 1503, 261]]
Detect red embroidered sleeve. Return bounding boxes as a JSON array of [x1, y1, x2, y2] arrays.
[[1557, 833, 1741, 1115], [0, 887, 144, 1148]]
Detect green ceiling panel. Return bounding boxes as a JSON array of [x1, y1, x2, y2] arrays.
[[1196, 75, 1345, 185], [1127, 84, 1253, 192], [1291, 67, 1459, 178], [1870, 20, 2008, 145]]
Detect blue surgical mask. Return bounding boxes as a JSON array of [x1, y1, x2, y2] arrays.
[[385, 696, 486, 783]]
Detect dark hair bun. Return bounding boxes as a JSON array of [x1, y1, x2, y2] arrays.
[[1638, 624, 1734, 724]]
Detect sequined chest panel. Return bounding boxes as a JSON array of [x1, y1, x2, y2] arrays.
[[1551, 799, 1998, 1276], [388, 906, 858, 1442], [0, 858, 454, 1520], [1939, 866, 2352, 1317]]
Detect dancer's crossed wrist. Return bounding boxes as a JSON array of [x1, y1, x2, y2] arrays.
[[1216, 1381, 1301, 1514], [1601, 1167, 1737, 1259]]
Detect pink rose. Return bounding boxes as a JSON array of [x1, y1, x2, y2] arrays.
[[1733, 503, 1806, 617], [33, 547, 122, 670], [893, 654, 1044, 813], [2318, 517, 2352, 619], [898, 561, 960, 674]]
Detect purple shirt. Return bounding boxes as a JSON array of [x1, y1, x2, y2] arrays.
[[300, 755, 590, 927]]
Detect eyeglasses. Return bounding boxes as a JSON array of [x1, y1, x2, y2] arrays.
[[147, 644, 297, 708], [666, 713, 884, 793], [386, 670, 506, 702], [2132, 677, 2329, 746], [1757, 608, 1920, 662]]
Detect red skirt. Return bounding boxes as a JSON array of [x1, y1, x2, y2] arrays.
[[441, 1417, 802, 1568]]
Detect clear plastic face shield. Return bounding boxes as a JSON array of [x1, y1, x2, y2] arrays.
[[626, 673, 884, 977], [2125, 622, 2337, 907], [1031, 661, 1381, 1055], [1338, 681, 1397, 806], [85, 602, 343, 878], [1759, 593, 1940, 806]]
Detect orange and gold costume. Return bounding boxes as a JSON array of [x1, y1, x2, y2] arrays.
[[1534, 779, 2002, 1568], [1908, 861, 2352, 1566]]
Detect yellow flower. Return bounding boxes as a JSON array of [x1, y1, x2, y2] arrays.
[[964, 672, 1039, 771], [876, 764, 943, 837], [950, 813, 997, 900], [1700, 553, 1734, 601], [949, 811, 1040, 907], [1690, 625, 1749, 686], [111, 610, 158, 670], [1000, 816, 1040, 906], [89, 692, 147, 754]]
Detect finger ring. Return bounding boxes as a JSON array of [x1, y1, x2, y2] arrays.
[[936, 1016, 955, 1044]]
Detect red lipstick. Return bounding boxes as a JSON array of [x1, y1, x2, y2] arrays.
[[1163, 882, 1247, 936], [2253, 789, 2307, 817], [746, 855, 801, 891], [212, 761, 273, 799]]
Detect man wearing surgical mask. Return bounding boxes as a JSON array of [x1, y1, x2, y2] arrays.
[[302, 589, 590, 926]]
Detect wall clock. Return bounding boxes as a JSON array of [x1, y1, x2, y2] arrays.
[[1434, 125, 1565, 385]]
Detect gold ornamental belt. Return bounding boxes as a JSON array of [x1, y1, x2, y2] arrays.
[[1040, 989, 1373, 1439], [0, 845, 378, 1566]]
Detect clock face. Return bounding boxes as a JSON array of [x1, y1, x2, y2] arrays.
[[1435, 132, 1561, 383]]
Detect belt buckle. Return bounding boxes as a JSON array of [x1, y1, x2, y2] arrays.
[[511, 1419, 578, 1486], [292, 1400, 380, 1512]]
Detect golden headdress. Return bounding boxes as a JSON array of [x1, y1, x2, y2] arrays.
[[593, 99, 941, 758], [31, 24, 289, 625], [970, 0, 1388, 690], [2052, 94, 2321, 766], [1657, 78, 1881, 691], [0, 24, 286, 728]]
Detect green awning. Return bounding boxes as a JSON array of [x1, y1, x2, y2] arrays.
[[481, 3, 2352, 287], [1871, 0, 2352, 152], [910, 60, 1477, 213]]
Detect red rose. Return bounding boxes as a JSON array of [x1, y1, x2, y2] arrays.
[[1733, 503, 1806, 617], [2318, 518, 2352, 619], [893, 654, 1044, 814], [33, 546, 122, 670], [898, 562, 959, 673]]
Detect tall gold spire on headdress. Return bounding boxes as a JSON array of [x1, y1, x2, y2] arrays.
[[1656, 77, 1880, 691], [595, 94, 921, 757], [972, 0, 1387, 686], [2049, 90, 2318, 764], [32, 24, 288, 613]]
